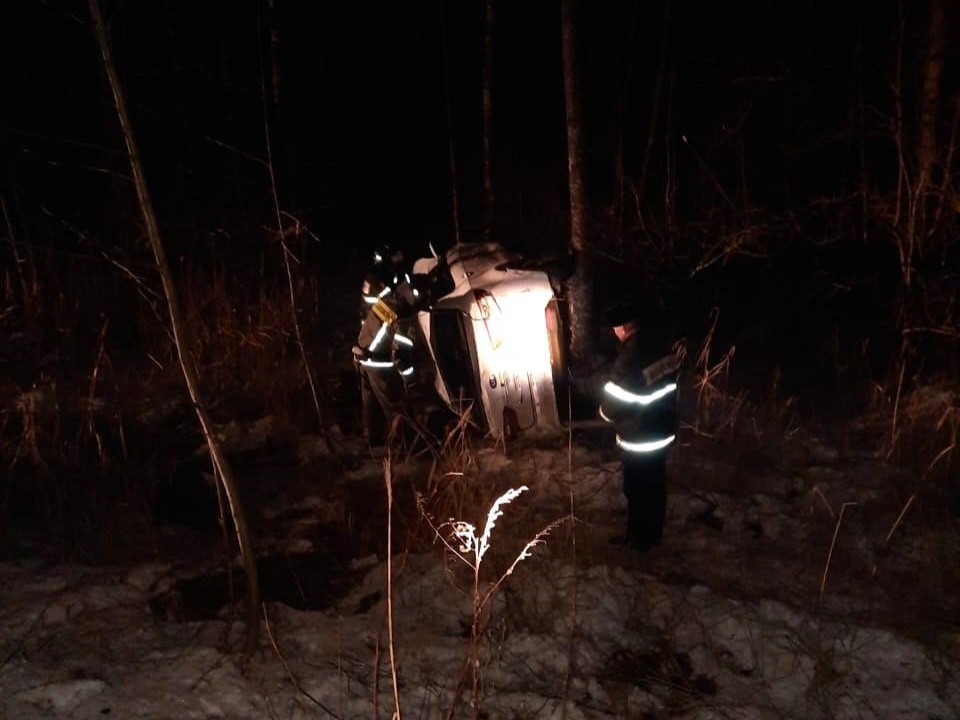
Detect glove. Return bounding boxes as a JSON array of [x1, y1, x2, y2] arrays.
[[400, 368, 417, 391]]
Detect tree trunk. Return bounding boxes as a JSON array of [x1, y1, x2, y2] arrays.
[[482, 0, 495, 243], [636, 0, 670, 224], [88, 0, 261, 656], [265, 0, 281, 111], [441, 2, 461, 244], [613, 2, 640, 248], [917, 0, 945, 197], [561, 0, 593, 365], [664, 63, 677, 242]]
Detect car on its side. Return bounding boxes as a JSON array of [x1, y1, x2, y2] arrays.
[[411, 242, 568, 439]]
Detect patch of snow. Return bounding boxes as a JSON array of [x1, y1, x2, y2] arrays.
[[2, 429, 958, 720], [15, 678, 107, 714], [126, 562, 172, 593], [808, 438, 840, 464]]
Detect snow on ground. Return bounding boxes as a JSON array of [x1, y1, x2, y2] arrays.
[[2, 422, 959, 719]]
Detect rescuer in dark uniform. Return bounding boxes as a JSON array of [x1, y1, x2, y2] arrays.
[[599, 301, 684, 550], [353, 247, 420, 446]]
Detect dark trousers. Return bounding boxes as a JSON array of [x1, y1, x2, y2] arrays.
[[360, 365, 405, 445], [622, 450, 669, 548]]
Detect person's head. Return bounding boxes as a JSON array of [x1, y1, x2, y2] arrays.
[[367, 245, 404, 294], [372, 245, 405, 268], [604, 301, 642, 343]]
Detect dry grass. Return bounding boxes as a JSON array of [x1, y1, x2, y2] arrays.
[[683, 307, 740, 441], [864, 382, 959, 529], [885, 384, 958, 469], [416, 402, 484, 529], [765, 367, 799, 437], [178, 266, 298, 414], [0, 215, 339, 555]]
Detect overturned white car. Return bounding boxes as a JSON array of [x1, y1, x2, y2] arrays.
[[413, 243, 568, 439]]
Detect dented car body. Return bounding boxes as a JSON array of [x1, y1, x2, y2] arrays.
[[413, 243, 567, 439]]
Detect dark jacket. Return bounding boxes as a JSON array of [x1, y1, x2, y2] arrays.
[[355, 274, 418, 377], [599, 331, 682, 453]]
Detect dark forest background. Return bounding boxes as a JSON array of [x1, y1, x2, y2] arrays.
[[1, 0, 957, 552]]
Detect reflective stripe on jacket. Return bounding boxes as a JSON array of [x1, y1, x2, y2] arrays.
[[599, 332, 681, 453], [356, 300, 419, 373]]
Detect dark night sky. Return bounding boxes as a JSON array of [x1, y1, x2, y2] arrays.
[[1, 0, 956, 377], [4, 0, 936, 251]]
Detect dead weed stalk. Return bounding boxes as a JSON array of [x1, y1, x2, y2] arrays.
[[690, 308, 737, 438], [384, 455, 403, 720], [766, 367, 799, 437], [818, 501, 857, 608], [419, 486, 566, 720]]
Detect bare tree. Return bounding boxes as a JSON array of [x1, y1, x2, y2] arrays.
[[482, 0, 495, 243], [917, 0, 945, 198], [88, 0, 261, 656], [636, 0, 671, 228], [884, 0, 958, 452], [441, 1, 462, 244], [265, 0, 281, 111], [561, 0, 593, 365]]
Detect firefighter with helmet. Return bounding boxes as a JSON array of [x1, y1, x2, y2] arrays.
[[599, 300, 684, 551], [353, 246, 420, 446]]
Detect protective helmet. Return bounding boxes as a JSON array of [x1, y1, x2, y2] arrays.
[[372, 244, 404, 267], [604, 300, 642, 328]]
